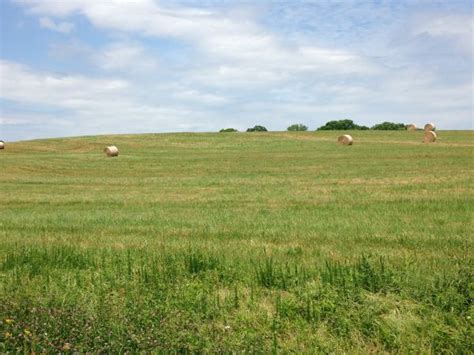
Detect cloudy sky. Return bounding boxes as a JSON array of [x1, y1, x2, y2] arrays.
[[0, 0, 472, 141]]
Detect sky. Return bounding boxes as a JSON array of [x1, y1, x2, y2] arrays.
[[0, 0, 472, 141]]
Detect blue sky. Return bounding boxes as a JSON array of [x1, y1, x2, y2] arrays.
[[1, 0, 472, 141]]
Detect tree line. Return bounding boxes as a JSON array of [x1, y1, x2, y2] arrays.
[[220, 120, 411, 132]]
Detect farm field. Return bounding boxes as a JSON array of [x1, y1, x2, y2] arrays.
[[0, 130, 473, 352]]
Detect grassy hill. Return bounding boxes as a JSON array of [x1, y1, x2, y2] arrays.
[[1, 130, 473, 352]]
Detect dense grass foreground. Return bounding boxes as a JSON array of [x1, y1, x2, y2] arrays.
[[0, 130, 473, 352]]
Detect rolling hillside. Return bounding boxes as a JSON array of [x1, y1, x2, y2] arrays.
[[0, 130, 473, 352]]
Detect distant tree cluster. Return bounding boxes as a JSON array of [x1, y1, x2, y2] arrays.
[[371, 122, 407, 130], [316, 119, 408, 131], [219, 120, 409, 132], [287, 124, 308, 131], [317, 119, 369, 131], [246, 125, 268, 132]]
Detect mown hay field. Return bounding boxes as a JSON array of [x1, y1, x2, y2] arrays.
[[0, 130, 473, 352]]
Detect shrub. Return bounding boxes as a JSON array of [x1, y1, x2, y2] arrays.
[[317, 119, 369, 130], [287, 124, 308, 131], [219, 128, 238, 132], [247, 125, 268, 132], [371, 122, 406, 130]]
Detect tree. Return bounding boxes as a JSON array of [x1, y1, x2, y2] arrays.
[[219, 128, 238, 132], [247, 125, 268, 132], [317, 119, 369, 130], [371, 122, 406, 130], [287, 124, 308, 131]]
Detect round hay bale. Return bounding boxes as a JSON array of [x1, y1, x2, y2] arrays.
[[406, 124, 417, 131], [0, 140, 4, 150], [338, 134, 353, 145], [104, 145, 119, 157], [424, 123, 436, 131], [423, 131, 437, 143]]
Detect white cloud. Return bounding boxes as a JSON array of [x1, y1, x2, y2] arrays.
[[0, 115, 73, 127], [411, 13, 473, 54], [0, 60, 222, 138], [17, 0, 90, 16], [96, 42, 159, 73], [19, 0, 374, 80], [19, 0, 381, 101], [39, 17, 74, 33], [0, 60, 127, 106], [413, 14, 473, 37], [172, 89, 229, 105]]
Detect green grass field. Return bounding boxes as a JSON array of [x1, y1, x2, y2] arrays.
[[1, 130, 473, 352]]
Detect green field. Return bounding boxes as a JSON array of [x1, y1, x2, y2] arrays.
[[1, 130, 473, 352]]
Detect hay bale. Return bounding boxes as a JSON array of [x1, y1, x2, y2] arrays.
[[423, 131, 437, 143], [424, 123, 436, 131], [406, 124, 417, 131], [104, 145, 119, 157], [0, 140, 4, 150], [338, 134, 353, 145]]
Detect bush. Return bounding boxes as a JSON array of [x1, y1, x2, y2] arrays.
[[317, 120, 369, 130], [219, 128, 238, 132], [287, 124, 308, 131], [247, 125, 268, 132], [371, 122, 406, 130]]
